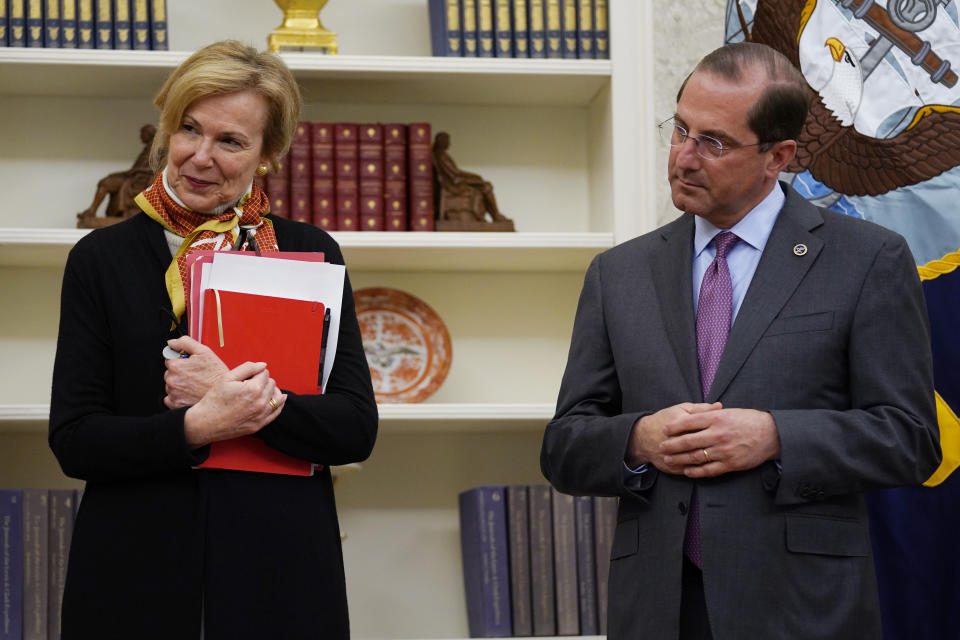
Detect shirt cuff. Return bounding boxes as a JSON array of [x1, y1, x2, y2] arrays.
[[623, 460, 649, 475]]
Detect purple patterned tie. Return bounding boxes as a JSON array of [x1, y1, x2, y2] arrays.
[[685, 231, 739, 568]]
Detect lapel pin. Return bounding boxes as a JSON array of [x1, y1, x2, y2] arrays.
[[793, 243, 808, 256]]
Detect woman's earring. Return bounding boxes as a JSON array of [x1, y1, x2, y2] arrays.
[[255, 164, 269, 176]]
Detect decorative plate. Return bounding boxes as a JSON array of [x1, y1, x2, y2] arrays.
[[353, 287, 452, 404]]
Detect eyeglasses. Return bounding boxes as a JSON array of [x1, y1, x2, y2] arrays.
[[657, 118, 767, 160]]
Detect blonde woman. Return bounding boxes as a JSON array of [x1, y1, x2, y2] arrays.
[[50, 41, 377, 639]]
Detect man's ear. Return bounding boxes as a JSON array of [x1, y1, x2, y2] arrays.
[[765, 139, 797, 178]]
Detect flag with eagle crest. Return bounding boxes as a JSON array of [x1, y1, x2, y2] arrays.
[[725, 2, 960, 638]]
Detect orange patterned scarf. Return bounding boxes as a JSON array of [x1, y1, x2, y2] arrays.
[[134, 171, 278, 323]]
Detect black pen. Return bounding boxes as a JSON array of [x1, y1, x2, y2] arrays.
[[318, 308, 332, 390], [161, 307, 190, 359]]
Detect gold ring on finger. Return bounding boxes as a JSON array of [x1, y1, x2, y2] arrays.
[[702, 448, 711, 463], [269, 397, 279, 412]]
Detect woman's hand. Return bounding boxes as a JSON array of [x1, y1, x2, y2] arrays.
[[182, 361, 287, 449], [163, 336, 229, 408]]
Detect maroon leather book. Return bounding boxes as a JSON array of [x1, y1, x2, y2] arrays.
[[407, 122, 435, 231], [264, 153, 289, 218], [310, 122, 336, 231], [358, 123, 384, 231], [289, 121, 312, 223], [383, 123, 408, 231], [334, 123, 360, 231]]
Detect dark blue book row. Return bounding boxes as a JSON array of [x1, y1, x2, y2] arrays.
[[459, 485, 617, 637], [1, 0, 167, 50], [0, 488, 80, 640], [429, 0, 609, 60]]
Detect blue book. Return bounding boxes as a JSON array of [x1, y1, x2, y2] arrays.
[[113, 0, 131, 49], [8, 0, 25, 47], [43, 0, 61, 47], [593, 0, 608, 59], [48, 490, 75, 640], [493, 0, 512, 57], [130, 0, 148, 49], [506, 486, 532, 636], [529, 485, 556, 635], [26, 0, 43, 47], [0, 0, 8, 46], [560, 0, 577, 59], [527, 0, 545, 58], [0, 490, 24, 640], [545, 0, 561, 59], [577, 0, 594, 59], [511, 0, 528, 57], [149, 0, 167, 50], [459, 486, 512, 637], [22, 489, 48, 640], [575, 496, 598, 635], [94, 0, 112, 48], [476, 0, 494, 58], [77, 0, 95, 48], [459, 0, 477, 57], [428, 0, 462, 57], [552, 487, 578, 635], [61, 0, 79, 48]]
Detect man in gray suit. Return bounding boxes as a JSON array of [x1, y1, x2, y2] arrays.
[[541, 42, 940, 639]]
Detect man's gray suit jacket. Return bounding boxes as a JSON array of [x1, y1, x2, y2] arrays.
[[541, 183, 941, 639]]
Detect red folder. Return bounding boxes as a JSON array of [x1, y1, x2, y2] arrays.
[[195, 288, 326, 476], [184, 250, 326, 339]]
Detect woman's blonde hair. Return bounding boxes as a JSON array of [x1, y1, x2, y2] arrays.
[[149, 40, 302, 173]]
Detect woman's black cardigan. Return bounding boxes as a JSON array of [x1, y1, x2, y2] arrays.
[[50, 212, 378, 640]]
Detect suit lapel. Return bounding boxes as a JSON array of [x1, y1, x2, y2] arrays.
[[651, 215, 702, 400], [707, 188, 825, 401]]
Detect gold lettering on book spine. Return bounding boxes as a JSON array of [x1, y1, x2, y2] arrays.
[[80, 0, 94, 44], [446, 0, 460, 52], [132, 0, 148, 45], [547, 0, 561, 52], [595, 0, 608, 54], [44, 0, 58, 41], [61, 0, 74, 44], [479, 0, 493, 53], [513, 0, 527, 52], [152, 0, 166, 45], [578, 0, 592, 53], [562, 0, 575, 52], [28, 0, 41, 40], [496, 1, 510, 53], [463, 0, 477, 53], [97, 0, 109, 45], [114, 0, 129, 45]]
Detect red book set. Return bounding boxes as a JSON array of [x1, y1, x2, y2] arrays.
[[263, 121, 435, 231]]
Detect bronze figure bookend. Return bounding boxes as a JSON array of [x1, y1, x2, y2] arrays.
[[432, 131, 515, 231], [77, 124, 157, 229]]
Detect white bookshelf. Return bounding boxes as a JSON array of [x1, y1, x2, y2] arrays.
[[0, 1, 655, 637], [0, 227, 612, 270], [0, 48, 610, 105], [0, 402, 556, 433]]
